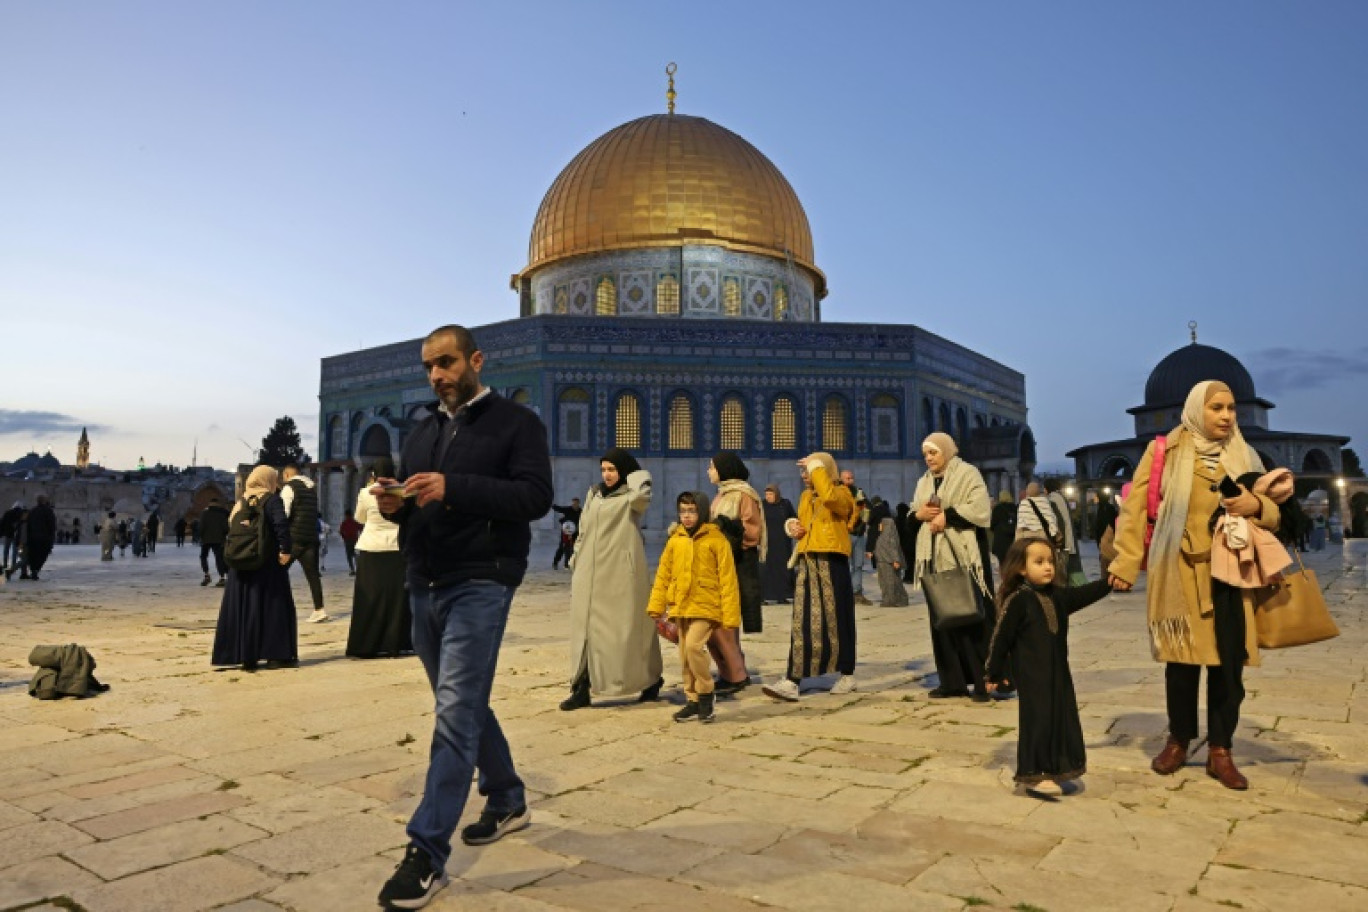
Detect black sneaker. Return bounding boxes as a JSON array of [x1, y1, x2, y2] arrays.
[[698, 692, 716, 724], [200, 575, 211, 587], [673, 701, 700, 723], [460, 806, 530, 846], [378, 845, 448, 910]]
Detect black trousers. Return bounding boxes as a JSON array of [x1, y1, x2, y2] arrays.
[[343, 540, 356, 572], [552, 538, 575, 567], [200, 543, 226, 577], [1165, 662, 1242, 749], [291, 542, 324, 610]]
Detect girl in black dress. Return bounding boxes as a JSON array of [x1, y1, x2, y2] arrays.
[[985, 537, 1111, 796]]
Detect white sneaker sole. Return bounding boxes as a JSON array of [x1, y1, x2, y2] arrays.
[[383, 871, 450, 910], [761, 685, 800, 702], [461, 809, 531, 846]]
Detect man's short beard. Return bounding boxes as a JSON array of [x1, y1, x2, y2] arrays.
[[438, 371, 481, 409]]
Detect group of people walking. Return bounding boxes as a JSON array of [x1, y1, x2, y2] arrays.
[[149, 321, 1311, 910]]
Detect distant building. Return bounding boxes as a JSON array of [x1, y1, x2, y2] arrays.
[[1067, 327, 1351, 501], [76, 427, 90, 470]]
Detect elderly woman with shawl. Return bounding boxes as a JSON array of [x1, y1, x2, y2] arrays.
[[561, 449, 663, 710], [911, 433, 995, 701], [762, 452, 857, 702], [1108, 380, 1279, 790], [708, 452, 765, 693], [211, 466, 298, 671]]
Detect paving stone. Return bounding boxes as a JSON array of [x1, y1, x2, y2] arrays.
[[0, 856, 102, 910], [518, 860, 767, 912], [230, 808, 408, 875], [1216, 811, 1368, 888], [65, 814, 268, 879], [225, 783, 380, 834], [1196, 862, 1368, 911], [73, 787, 249, 839], [70, 853, 280, 912], [0, 820, 94, 868]]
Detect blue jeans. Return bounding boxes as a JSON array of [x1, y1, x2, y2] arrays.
[[407, 580, 525, 870], [849, 533, 866, 594]]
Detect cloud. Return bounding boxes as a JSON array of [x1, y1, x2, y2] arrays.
[[0, 410, 106, 437], [1249, 346, 1368, 396]]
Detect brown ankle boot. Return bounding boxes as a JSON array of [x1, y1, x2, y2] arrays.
[[1206, 747, 1248, 790], [1150, 736, 1190, 775]]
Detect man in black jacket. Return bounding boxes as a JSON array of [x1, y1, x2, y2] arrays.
[[550, 498, 581, 569], [20, 496, 57, 580], [198, 500, 230, 587], [374, 324, 553, 911]]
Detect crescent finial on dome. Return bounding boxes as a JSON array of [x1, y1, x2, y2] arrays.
[[666, 62, 677, 115], [1189, 320, 1198, 344]]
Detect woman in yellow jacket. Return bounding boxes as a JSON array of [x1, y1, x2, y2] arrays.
[[648, 492, 741, 723], [763, 452, 856, 702]]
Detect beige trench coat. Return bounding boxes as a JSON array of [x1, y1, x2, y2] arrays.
[[1109, 439, 1280, 666], [568, 470, 662, 696]]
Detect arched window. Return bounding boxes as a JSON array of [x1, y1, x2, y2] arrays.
[[771, 396, 797, 451], [720, 395, 746, 451], [956, 406, 969, 444], [722, 278, 742, 317], [974, 413, 986, 429], [510, 389, 531, 406], [668, 393, 695, 450], [871, 394, 899, 455], [938, 402, 951, 434], [359, 424, 392, 459], [554, 286, 568, 314], [558, 387, 591, 450], [327, 416, 345, 461], [822, 397, 848, 452], [656, 274, 680, 315], [596, 277, 616, 316], [614, 392, 641, 449], [775, 285, 789, 321], [920, 397, 934, 442]]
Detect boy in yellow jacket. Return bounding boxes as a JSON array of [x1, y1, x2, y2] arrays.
[[648, 492, 742, 723]]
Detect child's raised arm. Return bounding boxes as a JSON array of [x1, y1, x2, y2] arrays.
[[1056, 578, 1113, 615]]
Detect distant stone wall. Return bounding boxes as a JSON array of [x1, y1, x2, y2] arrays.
[[0, 480, 208, 542]]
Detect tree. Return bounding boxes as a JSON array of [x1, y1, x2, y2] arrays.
[[1343, 448, 1364, 478], [259, 417, 310, 467]]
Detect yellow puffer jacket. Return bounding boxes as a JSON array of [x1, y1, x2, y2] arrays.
[[795, 463, 854, 557], [646, 522, 742, 628]]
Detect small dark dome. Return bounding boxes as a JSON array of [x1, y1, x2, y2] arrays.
[[1144, 343, 1257, 407]]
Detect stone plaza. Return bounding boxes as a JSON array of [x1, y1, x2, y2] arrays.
[[1, 542, 1365, 912]]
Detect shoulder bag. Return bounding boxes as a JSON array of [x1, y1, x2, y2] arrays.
[[1253, 549, 1339, 648], [922, 535, 986, 631]]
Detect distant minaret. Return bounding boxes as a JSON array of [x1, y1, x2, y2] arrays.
[[76, 427, 90, 469]]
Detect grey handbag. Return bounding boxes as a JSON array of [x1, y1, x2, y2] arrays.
[[922, 535, 986, 631]]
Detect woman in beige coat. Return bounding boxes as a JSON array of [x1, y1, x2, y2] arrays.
[[1109, 381, 1279, 789], [561, 449, 663, 710]]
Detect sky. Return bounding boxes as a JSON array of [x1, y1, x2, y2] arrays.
[[2, 1, 1365, 473]]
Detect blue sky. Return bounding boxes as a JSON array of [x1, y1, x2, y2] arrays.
[[2, 2, 1364, 473]]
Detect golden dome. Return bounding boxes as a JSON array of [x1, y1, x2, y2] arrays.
[[521, 114, 824, 296]]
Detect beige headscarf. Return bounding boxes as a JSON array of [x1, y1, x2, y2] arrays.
[[921, 433, 959, 466], [231, 466, 280, 520], [1146, 380, 1263, 656]]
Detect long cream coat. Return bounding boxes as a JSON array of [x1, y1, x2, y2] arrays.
[[1109, 440, 1280, 666], [568, 470, 663, 696]]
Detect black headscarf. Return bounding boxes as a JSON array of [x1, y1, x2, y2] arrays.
[[599, 449, 641, 496], [711, 451, 749, 482], [368, 456, 396, 480]]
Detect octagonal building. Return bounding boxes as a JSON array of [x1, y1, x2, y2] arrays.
[[317, 101, 1034, 532]]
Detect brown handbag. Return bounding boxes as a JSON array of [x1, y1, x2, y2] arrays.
[[1253, 551, 1339, 649]]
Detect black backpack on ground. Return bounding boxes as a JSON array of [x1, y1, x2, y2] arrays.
[[225, 496, 273, 572]]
